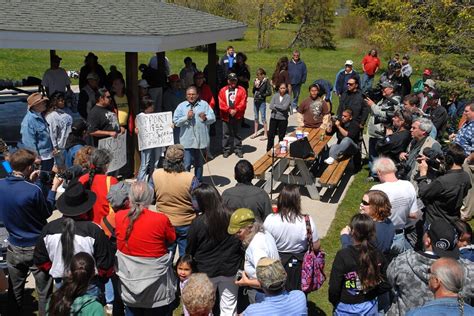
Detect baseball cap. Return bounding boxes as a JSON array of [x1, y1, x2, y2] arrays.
[[165, 144, 185, 163], [380, 81, 395, 89], [138, 79, 150, 88], [86, 72, 99, 81], [228, 73, 238, 81], [423, 69, 433, 76], [168, 74, 180, 82], [256, 258, 287, 291], [427, 220, 459, 259], [227, 208, 255, 234], [427, 90, 440, 100], [424, 79, 436, 90], [107, 182, 131, 210], [345, 60, 354, 66]]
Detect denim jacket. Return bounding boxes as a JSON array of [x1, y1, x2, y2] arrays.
[[20, 110, 53, 159]]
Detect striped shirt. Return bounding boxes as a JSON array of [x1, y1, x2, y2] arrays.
[[243, 290, 307, 316]]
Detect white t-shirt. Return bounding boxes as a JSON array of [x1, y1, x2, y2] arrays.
[[264, 214, 319, 253], [371, 180, 419, 229], [42, 68, 71, 95], [245, 231, 279, 279]]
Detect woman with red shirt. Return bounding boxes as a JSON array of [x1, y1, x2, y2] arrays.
[[115, 181, 176, 315], [78, 148, 118, 224]]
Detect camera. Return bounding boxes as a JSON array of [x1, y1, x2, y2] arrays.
[[417, 148, 445, 175], [235, 269, 244, 281], [38, 170, 54, 184]]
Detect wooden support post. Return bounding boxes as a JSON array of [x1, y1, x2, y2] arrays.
[[125, 52, 139, 175], [49, 49, 56, 68], [207, 43, 218, 100]]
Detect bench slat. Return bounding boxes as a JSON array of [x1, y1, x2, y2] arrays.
[[320, 158, 350, 188]]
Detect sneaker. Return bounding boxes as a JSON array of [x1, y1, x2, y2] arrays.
[[223, 152, 231, 158], [236, 152, 244, 158], [105, 304, 113, 315], [324, 157, 335, 165]]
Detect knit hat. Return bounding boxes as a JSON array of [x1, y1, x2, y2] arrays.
[[107, 182, 131, 210], [27, 92, 48, 109], [228, 208, 255, 234], [165, 144, 185, 163], [256, 258, 287, 291], [427, 220, 459, 259]]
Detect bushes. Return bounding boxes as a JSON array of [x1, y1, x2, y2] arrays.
[[338, 14, 369, 39]]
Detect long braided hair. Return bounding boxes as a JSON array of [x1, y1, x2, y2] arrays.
[[87, 148, 112, 189], [124, 181, 154, 242]]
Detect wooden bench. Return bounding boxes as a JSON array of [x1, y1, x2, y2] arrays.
[[319, 158, 351, 188], [253, 152, 274, 179]]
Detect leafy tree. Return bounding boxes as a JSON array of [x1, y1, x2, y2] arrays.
[[356, 0, 474, 98], [289, 0, 336, 49]]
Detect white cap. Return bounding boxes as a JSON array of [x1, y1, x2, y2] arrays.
[[345, 60, 354, 66], [138, 79, 149, 88]]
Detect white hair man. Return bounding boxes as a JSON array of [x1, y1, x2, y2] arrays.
[[406, 258, 474, 315], [398, 117, 442, 185], [371, 157, 420, 254]]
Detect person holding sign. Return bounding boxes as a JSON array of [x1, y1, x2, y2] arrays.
[[135, 97, 163, 182], [173, 86, 216, 182], [87, 88, 124, 147]]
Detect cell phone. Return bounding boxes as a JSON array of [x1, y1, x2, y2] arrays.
[[235, 269, 244, 281]]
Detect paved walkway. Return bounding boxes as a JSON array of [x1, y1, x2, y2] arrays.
[[25, 96, 354, 292]]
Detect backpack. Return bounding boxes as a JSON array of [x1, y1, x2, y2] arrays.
[[301, 215, 326, 293]]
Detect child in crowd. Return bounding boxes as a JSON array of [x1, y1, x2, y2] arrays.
[[173, 255, 195, 316], [456, 220, 474, 262], [251, 68, 272, 141], [135, 97, 162, 182]]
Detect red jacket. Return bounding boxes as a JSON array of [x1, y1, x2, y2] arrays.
[[199, 83, 215, 109], [218, 85, 247, 122]]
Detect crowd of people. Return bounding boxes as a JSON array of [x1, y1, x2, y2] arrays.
[[0, 45, 473, 316]]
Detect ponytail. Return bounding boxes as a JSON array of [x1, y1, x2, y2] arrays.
[[48, 252, 94, 316], [61, 217, 75, 274], [350, 213, 383, 291], [124, 181, 153, 242]]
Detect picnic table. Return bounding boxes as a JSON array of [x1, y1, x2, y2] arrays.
[[253, 127, 332, 200]]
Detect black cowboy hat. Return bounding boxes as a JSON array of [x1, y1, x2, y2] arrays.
[[56, 181, 96, 217]]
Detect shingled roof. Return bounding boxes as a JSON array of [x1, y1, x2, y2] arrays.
[[0, 1, 246, 52]]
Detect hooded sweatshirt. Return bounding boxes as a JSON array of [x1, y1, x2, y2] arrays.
[[387, 249, 474, 316]]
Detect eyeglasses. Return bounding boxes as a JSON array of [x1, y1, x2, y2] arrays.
[[347, 82, 356, 86], [361, 200, 370, 206]]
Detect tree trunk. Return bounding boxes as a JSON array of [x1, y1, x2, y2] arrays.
[[289, 16, 308, 48], [257, 4, 264, 50]]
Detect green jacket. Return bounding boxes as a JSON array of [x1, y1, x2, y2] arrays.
[[47, 294, 104, 315]]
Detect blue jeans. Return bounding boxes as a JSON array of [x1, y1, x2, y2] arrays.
[[361, 73, 374, 93], [291, 84, 302, 111], [391, 232, 412, 256], [138, 147, 162, 182], [329, 137, 359, 159], [168, 225, 190, 258], [125, 305, 169, 316], [105, 278, 114, 304], [184, 148, 205, 182], [253, 100, 267, 123]]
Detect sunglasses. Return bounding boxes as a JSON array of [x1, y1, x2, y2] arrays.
[[361, 200, 370, 206], [347, 82, 356, 86]]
